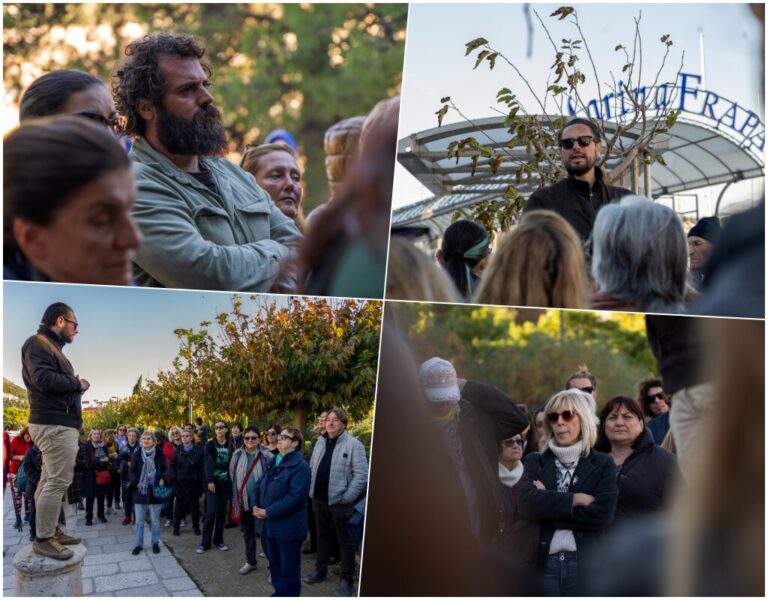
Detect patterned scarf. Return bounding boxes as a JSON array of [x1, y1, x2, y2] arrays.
[[138, 446, 157, 496]]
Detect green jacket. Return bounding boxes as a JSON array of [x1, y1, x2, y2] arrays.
[[130, 138, 302, 291]]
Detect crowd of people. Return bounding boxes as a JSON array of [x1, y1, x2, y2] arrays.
[[4, 32, 397, 299], [387, 117, 764, 319], [6, 408, 369, 597]]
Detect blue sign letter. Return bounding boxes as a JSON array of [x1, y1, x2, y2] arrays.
[[678, 72, 701, 112]]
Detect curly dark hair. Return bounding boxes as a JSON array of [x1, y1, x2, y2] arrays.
[[113, 33, 211, 137], [635, 375, 666, 418]]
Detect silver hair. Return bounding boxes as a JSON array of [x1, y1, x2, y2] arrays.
[[542, 389, 598, 455], [127, 427, 140, 437], [591, 195, 687, 313], [140, 430, 157, 443]]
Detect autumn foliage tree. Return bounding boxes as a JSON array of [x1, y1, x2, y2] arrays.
[[123, 297, 381, 433]]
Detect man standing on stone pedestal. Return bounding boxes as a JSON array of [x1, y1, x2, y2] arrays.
[[22, 303, 87, 560]]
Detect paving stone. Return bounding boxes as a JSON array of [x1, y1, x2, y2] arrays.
[[118, 556, 153, 572], [82, 562, 119, 578], [82, 535, 116, 547], [149, 555, 187, 578], [101, 541, 137, 554], [82, 577, 93, 595], [164, 576, 198, 592], [84, 552, 129, 566], [4, 587, 14, 597], [172, 590, 203, 597], [4, 574, 17, 588], [111, 584, 168, 596], [94, 571, 159, 593]]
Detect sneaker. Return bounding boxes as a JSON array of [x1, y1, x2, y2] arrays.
[[239, 562, 256, 575], [122, 516, 132, 526], [334, 579, 355, 597], [98, 517, 107, 524], [132, 546, 142, 555], [152, 543, 160, 554], [164, 519, 172, 527], [303, 571, 327, 585], [115, 501, 121, 510], [180, 520, 186, 528], [54, 529, 81, 545], [33, 539, 73, 561], [172, 528, 180, 536], [196, 545, 208, 554], [216, 543, 229, 551], [85, 519, 93, 526]]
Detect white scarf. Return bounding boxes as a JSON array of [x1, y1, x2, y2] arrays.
[[547, 438, 584, 465], [498, 461, 524, 488]]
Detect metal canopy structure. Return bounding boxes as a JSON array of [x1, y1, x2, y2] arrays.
[[393, 115, 765, 236]]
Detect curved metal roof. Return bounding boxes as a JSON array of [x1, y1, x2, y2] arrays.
[[393, 114, 764, 232]]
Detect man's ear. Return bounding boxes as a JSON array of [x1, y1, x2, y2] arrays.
[[137, 98, 156, 123], [12, 219, 48, 263]]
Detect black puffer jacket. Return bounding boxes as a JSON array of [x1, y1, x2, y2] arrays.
[[602, 428, 679, 522], [524, 166, 632, 244], [21, 326, 83, 429]]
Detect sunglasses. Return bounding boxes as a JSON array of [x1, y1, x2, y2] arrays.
[[243, 436, 259, 441], [63, 317, 79, 329], [76, 111, 125, 135], [646, 392, 665, 402], [547, 410, 576, 423], [277, 434, 295, 441], [501, 439, 524, 448], [578, 386, 595, 394], [560, 135, 595, 150], [266, 431, 276, 436]]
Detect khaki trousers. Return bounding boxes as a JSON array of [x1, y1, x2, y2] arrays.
[[28, 424, 79, 539], [668, 382, 715, 479]]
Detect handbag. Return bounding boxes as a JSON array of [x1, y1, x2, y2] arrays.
[[230, 453, 260, 525], [152, 483, 173, 500], [95, 469, 111, 486]]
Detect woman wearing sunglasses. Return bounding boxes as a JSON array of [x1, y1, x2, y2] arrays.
[[252, 427, 311, 596], [518, 389, 618, 595], [228, 426, 274, 575], [594, 396, 679, 524], [263, 424, 281, 456]]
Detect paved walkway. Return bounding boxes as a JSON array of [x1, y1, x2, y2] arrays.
[[3, 488, 359, 596], [3, 488, 200, 597]]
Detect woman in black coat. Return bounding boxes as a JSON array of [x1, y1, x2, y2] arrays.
[[170, 429, 204, 535], [129, 431, 170, 555], [519, 389, 618, 595], [595, 396, 679, 522], [83, 429, 112, 526]]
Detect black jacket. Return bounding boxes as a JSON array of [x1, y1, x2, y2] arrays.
[[170, 443, 204, 496], [518, 448, 618, 567], [128, 447, 170, 505], [598, 428, 679, 522], [21, 326, 82, 429], [203, 438, 233, 496], [459, 381, 530, 542], [524, 167, 632, 243], [645, 314, 706, 395]]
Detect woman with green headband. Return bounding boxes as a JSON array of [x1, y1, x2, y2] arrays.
[[436, 220, 491, 300]]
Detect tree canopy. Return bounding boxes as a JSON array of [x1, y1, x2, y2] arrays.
[[3, 3, 407, 211]]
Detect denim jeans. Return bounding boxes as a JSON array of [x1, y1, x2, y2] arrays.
[[134, 502, 161, 547], [541, 551, 579, 596]]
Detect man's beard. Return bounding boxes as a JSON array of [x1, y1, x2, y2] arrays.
[[564, 153, 596, 177], [156, 103, 228, 156]]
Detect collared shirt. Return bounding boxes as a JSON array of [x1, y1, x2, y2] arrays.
[[130, 137, 303, 292]]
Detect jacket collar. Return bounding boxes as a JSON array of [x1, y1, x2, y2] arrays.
[[37, 325, 65, 349], [130, 137, 220, 193], [567, 164, 606, 194], [542, 447, 596, 490]]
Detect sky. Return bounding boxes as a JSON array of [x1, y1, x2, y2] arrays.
[[2, 283, 294, 404], [393, 3, 764, 208]]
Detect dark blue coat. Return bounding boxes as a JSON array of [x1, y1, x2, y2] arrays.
[[128, 447, 170, 505], [250, 449, 310, 541]]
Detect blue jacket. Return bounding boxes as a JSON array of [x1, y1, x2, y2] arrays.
[[250, 450, 310, 541]]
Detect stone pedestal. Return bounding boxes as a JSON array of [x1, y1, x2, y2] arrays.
[[12, 543, 87, 597]]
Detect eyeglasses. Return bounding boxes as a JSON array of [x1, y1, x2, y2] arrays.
[[277, 434, 295, 441], [214, 425, 226, 429], [560, 135, 595, 150], [547, 410, 575, 423], [501, 439, 524, 448], [63, 317, 79, 329], [266, 431, 276, 436], [76, 111, 125, 136], [578, 386, 595, 394], [646, 392, 665, 402], [243, 436, 259, 441]]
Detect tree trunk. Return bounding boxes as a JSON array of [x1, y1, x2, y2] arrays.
[[293, 403, 310, 435]]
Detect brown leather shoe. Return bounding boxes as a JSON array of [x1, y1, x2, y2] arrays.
[[33, 538, 74, 560], [54, 529, 81, 545]]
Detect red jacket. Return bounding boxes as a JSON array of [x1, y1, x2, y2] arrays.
[[10, 435, 32, 474]]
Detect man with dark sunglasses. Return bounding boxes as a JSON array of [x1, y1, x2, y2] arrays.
[[523, 117, 631, 244], [22, 302, 89, 560]]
